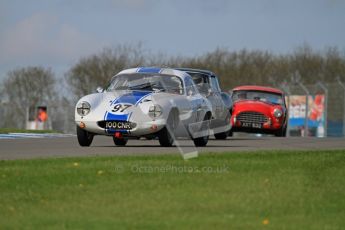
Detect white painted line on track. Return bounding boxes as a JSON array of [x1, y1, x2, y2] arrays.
[[0, 133, 75, 139]]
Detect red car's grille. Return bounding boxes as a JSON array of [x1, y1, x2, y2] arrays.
[[237, 111, 268, 124]]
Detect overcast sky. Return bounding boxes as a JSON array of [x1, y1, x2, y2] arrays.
[[1, 0, 345, 81]]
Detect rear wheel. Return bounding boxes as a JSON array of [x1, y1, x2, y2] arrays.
[[228, 129, 233, 137], [214, 131, 228, 140], [76, 126, 94, 147], [214, 111, 231, 140], [113, 136, 128, 146], [193, 113, 210, 147]]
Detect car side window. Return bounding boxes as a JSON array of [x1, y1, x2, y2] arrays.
[[191, 74, 209, 95], [210, 76, 221, 92], [185, 78, 197, 96]]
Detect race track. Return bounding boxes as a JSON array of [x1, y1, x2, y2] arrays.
[[0, 135, 345, 160]]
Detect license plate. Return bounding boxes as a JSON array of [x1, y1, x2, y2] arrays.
[[105, 121, 132, 130], [242, 122, 262, 129]]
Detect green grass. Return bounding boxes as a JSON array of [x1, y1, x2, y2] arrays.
[[0, 128, 60, 134], [1, 150, 345, 229]]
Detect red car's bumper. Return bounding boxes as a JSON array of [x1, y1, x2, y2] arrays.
[[231, 115, 283, 133], [230, 104, 286, 135]]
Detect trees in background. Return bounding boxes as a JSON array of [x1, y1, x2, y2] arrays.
[[64, 44, 345, 99], [170, 45, 345, 90], [65, 44, 146, 100], [1, 67, 57, 129], [1, 44, 345, 130]]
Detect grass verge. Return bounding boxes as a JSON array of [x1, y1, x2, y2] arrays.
[[0, 150, 344, 229]]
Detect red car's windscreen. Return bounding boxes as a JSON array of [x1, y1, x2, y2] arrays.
[[232, 90, 284, 105]]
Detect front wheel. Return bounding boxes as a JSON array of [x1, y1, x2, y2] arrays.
[[76, 126, 94, 147], [158, 110, 179, 147], [113, 136, 128, 146], [158, 127, 174, 147], [193, 135, 209, 147], [275, 126, 287, 137]]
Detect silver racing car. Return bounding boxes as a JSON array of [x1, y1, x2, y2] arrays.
[[75, 67, 215, 147]]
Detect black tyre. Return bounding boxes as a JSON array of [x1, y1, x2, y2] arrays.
[[113, 136, 128, 146], [214, 111, 231, 139], [158, 127, 174, 147], [193, 135, 209, 146], [214, 131, 228, 140], [193, 114, 210, 147], [275, 126, 287, 137], [228, 129, 233, 137], [158, 110, 179, 147], [76, 126, 94, 147]]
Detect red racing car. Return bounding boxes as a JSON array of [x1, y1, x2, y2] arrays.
[[230, 85, 287, 137]]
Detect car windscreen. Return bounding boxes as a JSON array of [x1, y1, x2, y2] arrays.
[[232, 90, 284, 105], [107, 73, 184, 95]]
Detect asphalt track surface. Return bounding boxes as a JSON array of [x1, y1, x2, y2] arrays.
[[0, 135, 345, 160]]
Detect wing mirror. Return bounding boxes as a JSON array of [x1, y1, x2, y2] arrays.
[[96, 87, 104, 93]]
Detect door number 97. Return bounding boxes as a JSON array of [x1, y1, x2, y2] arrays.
[[112, 104, 132, 112]]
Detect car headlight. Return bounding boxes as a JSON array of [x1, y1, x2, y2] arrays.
[[148, 105, 163, 118], [273, 108, 283, 118], [77, 101, 91, 116]]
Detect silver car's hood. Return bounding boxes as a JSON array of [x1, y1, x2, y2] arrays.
[[79, 90, 182, 107], [76, 90, 186, 122]]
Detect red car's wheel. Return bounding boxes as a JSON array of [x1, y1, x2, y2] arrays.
[[275, 126, 287, 137]]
